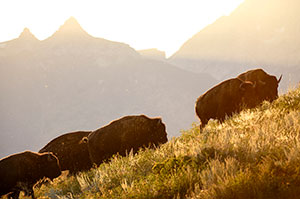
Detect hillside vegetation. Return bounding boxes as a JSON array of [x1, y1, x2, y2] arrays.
[[21, 85, 300, 198]]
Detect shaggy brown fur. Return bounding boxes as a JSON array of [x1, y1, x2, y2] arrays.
[[39, 131, 92, 174], [195, 78, 258, 129], [87, 115, 168, 166], [0, 151, 61, 199], [237, 68, 282, 103]]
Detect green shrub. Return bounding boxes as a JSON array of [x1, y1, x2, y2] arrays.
[[31, 86, 300, 199]]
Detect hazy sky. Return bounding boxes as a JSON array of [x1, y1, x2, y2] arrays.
[[0, 0, 244, 57]]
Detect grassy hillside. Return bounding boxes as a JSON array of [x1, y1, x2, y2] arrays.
[[21, 85, 300, 198]]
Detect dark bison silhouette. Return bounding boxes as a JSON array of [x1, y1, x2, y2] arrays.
[[86, 115, 168, 166], [195, 78, 258, 129], [237, 68, 282, 103], [39, 131, 92, 174], [0, 151, 61, 199]]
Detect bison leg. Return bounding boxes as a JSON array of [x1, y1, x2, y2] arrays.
[[19, 182, 35, 199], [200, 119, 208, 131], [25, 187, 34, 199], [7, 191, 20, 199]]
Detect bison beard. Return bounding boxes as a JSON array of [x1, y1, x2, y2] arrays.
[[195, 78, 258, 129], [86, 115, 168, 166], [0, 151, 61, 199]]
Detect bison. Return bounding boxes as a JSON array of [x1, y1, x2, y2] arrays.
[[86, 115, 168, 166], [0, 151, 61, 199], [195, 78, 258, 129], [237, 68, 282, 103], [39, 131, 92, 174]]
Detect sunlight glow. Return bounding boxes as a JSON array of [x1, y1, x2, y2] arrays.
[[0, 0, 244, 57]]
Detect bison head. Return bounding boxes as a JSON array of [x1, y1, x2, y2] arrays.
[[41, 152, 61, 180], [149, 118, 168, 146], [237, 69, 282, 103], [256, 74, 282, 102]]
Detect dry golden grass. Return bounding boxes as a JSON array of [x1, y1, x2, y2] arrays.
[[14, 85, 300, 199]]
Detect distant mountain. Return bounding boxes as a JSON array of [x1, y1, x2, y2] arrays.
[[0, 17, 217, 158], [0, 28, 40, 56], [138, 48, 166, 61], [169, 0, 300, 90]]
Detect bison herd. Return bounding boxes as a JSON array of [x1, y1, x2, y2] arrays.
[[0, 115, 168, 199], [0, 68, 281, 198]]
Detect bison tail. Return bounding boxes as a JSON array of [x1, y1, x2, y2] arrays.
[[79, 137, 89, 144]]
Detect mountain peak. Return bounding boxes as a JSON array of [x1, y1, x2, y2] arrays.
[[18, 28, 38, 41], [52, 17, 90, 38], [61, 17, 82, 30]]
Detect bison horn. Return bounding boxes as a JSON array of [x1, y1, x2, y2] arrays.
[[277, 75, 282, 83], [80, 137, 89, 144], [252, 81, 256, 88], [47, 154, 52, 162], [240, 81, 253, 90], [258, 80, 266, 85], [239, 82, 246, 91], [157, 118, 162, 125]]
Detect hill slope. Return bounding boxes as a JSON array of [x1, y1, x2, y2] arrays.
[[33, 85, 300, 199], [169, 0, 300, 89]]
